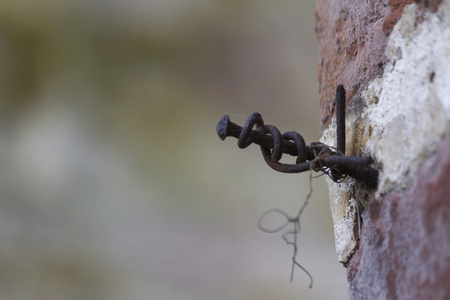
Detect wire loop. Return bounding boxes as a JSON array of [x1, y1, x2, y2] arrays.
[[238, 112, 264, 149], [257, 208, 294, 233]]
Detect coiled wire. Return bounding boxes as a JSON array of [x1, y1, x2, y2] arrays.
[[237, 112, 346, 182]]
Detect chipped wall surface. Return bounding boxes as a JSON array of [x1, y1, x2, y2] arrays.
[[347, 130, 450, 300], [347, 133, 450, 300], [320, 1, 450, 264], [314, 0, 416, 128]]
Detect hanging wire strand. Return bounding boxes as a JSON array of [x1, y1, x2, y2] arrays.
[[256, 150, 337, 288]]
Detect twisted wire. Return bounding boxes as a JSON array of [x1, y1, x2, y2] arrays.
[[237, 113, 345, 182]]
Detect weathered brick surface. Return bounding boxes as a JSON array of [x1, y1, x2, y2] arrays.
[[315, 0, 449, 298], [314, 0, 441, 129], [347, 131, 450, 299]]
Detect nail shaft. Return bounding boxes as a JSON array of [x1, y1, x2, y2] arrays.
[[336, 85, 346, 155]]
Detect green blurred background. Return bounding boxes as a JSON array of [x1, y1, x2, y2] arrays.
[[0, 0, 348, 299]]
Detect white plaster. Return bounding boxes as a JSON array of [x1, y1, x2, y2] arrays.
[[322, 1, 450, 264]]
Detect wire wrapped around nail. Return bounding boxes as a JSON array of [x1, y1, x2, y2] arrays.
[[218, 112, 379, 187], [236, 113, 341, 177]]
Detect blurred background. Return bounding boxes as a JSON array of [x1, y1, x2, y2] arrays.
[[0, 0, 348, 299]]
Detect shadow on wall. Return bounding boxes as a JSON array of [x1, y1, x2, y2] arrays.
[[0, 1, 348, 299]]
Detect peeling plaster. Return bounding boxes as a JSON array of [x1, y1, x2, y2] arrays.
[[321, 1, 450, 264]]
